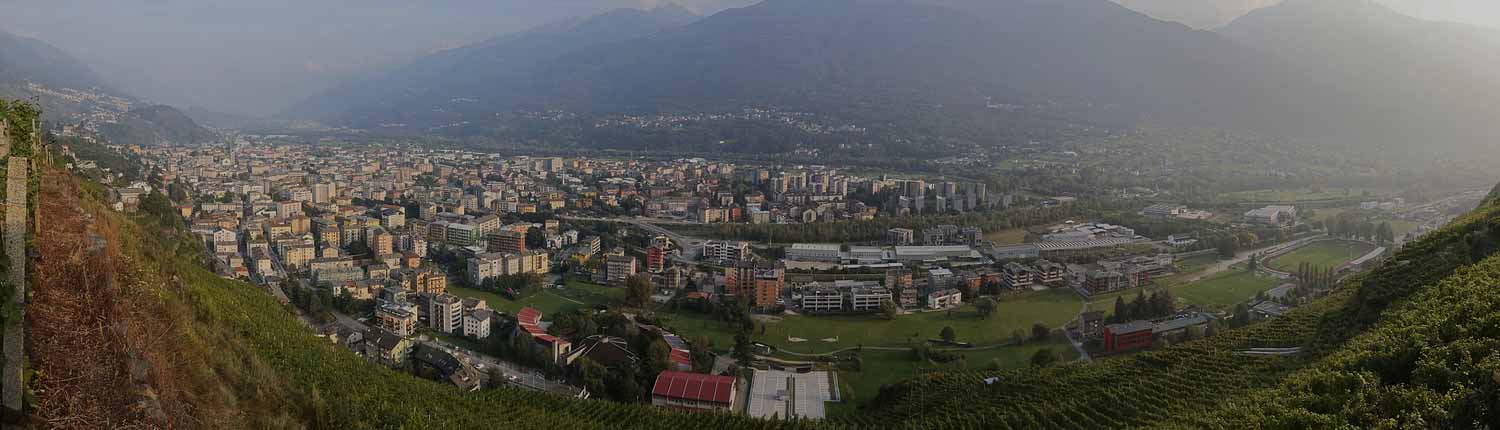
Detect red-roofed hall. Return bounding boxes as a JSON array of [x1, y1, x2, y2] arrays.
[[650, 371, 738, 412]]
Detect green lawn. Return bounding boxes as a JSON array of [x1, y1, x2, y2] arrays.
[[830, 338, 1079, 416], [1174, 270, 1283, 310], [449, 277, 622, 318], [1267, 240, 1375, 272], [662, 289, 1084, 355]]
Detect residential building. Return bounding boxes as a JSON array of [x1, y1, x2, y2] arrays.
[[488, 229, 527, 255], [607, 255, 637, 285], [429, 293, 463, 334], [886, 228, 915, 246], [464, 309, 494, 340], [1003, 262, 1035, 290], [847, 286, 892, 312], [800, 286, 843, 313], [363, 328, 413, 368], [376, 302, 419, 337], [926, 288, 963, 309], [928, 268, 955, 291], [703, 240, 750, 264], [646, 245, 667, 273]]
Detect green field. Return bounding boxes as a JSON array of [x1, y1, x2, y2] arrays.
[[449, 278, 623, 317], [661, 289, 1084, 355], [1267, 240, 1375, 272], [1173, 270, 1283, 310], [1218, 188, 1378, 202], [983, 228, 1029, 245], [830, 338, 1079, 415]]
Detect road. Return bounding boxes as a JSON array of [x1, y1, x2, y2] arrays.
[[562, 215, 708, 261]]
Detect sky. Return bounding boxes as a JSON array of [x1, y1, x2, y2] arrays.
[[0, 0, 1495, 117], [0, 0, 757, 116]]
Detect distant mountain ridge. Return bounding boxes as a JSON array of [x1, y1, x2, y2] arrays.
[[1111, 0, 1281, 28], [280, 4, 702, 122], [0, 29, 113, 91], [1219, 0, 1500, 149], [100, 105, 218, 146], [282, 0, 1500, 152]]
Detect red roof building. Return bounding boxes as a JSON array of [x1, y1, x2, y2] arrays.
[[651, 371, 737, 412]]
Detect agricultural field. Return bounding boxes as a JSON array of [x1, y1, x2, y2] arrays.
[[1266, 240, 1376, 272]]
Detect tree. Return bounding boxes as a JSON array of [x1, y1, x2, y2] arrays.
[[1031, 322, 1051, 341], [1112, 296, 1127, 323], [1011, 328, 1027, 346], [690, 337, 716, 374], [526, 227, 547, 249], [732, 332, 754, 365], [1030, 348, 1061, 368], [605, 366, 643, 402], [643, 340, 672, 375], [1247, 254, 1259, 272], [879, 299, 899, 320], [577, 358, 608, 398], [940, 326, 957, 343], [624, 274, 654, 308], [975, 297, 996, 319]]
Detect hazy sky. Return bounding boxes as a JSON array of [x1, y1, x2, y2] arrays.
[[0, 0, 1495, 117], [0, 0, 756, 116]]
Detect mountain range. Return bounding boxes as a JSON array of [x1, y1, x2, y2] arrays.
[[1110, 0, 1281, 28], [272, 0, 1500, 151], [0, 29, 214, 145], [7, 0, 1500, 151]]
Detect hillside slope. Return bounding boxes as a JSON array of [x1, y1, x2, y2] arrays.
[[98, 105, 218, 146], [1218, 0, 1500, 151]]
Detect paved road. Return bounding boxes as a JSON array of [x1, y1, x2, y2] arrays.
[[562, 215, 707, 260]]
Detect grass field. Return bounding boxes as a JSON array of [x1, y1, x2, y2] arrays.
[[1173, 270, 1283, 310], [1219, 188, 1376, 202], [983, 228, 1028, 245], [1267, 240, 1375, 272], [661, 289, 1084, 355], [830, 338, 1079, 416], [449, 278, 622, 317]]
